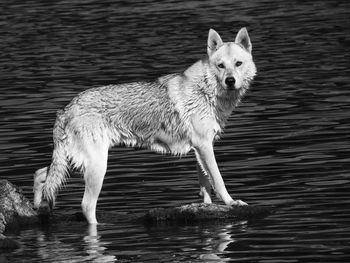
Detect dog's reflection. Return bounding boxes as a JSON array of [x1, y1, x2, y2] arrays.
[[83, 224, 116, 262], [31, 224, 116, 262], [199, 221, 248, 262]]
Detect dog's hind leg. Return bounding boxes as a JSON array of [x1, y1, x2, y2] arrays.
[[80, 139, 109, 224], [33, 167, 48, 209], [195, 154, 212, 204]]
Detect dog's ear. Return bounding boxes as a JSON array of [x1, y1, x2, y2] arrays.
[[207, 29, 223, 57], [235, 27, 252, 53]]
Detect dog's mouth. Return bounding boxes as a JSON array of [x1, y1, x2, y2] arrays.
[[224, 83, 240, 91], [227, 84, 236, 91], [218, 85, 236, 98]]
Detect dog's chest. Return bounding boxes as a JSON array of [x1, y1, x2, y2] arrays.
[[151, 131, 192, 155]]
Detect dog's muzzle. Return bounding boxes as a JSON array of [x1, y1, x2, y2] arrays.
[[225, 77, 236, 90]]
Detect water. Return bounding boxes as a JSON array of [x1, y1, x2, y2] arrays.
[[1, 0, 349, 262]]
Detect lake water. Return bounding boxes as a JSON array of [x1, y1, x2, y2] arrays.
[[1, 0, 350, 262]]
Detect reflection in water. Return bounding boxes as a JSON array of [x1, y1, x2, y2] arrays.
[[200, 222, 247, 262], [83, 224, 117, 263], [28, 225, 116, 263], [7, 220, 249, 262]]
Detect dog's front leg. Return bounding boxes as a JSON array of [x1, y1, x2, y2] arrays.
[[194, 143, 247, 206]]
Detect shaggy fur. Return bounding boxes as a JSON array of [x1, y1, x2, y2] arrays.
[[34, 27, 257, 224]]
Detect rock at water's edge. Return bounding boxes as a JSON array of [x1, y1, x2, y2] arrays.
[[0, 179, 38, 249]]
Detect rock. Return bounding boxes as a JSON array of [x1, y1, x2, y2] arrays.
[[0, 180, 38, 230], [0, 179, 38, 250], [145, 203, 274, 223]]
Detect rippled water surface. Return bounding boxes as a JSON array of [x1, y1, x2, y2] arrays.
[[1, 0, 350, 262]]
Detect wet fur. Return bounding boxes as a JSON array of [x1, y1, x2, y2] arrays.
[[34, 28, 257, 224]]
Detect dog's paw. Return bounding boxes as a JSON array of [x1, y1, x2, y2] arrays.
[[36, 200, 51, 214], [37, 201, 52, 224], [229, 199, 248, 206]]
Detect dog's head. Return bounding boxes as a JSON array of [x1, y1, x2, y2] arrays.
[[207, 28, 257, 91]]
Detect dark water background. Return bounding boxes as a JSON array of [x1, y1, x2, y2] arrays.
[[1, 0, 350, 262]]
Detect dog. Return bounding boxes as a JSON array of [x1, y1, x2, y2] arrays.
[[33, 27, 257, 224]]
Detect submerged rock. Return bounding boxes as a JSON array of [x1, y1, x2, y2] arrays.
[[145, 203, 273, 223], [0, 233, 19, 250]]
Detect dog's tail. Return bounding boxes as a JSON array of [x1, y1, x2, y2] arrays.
[[42, 111, 69, 208]]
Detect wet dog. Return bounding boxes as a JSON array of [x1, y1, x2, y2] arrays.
[[34, 27, 256, 224]]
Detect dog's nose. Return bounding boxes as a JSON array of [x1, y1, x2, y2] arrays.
[[225, 77, 236, 88]]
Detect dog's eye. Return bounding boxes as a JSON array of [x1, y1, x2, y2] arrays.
[[217, 63, 225, 69], [235, 61, 243, 67]]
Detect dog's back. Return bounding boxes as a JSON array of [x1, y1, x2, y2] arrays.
[[59, 73, 191, 154]]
